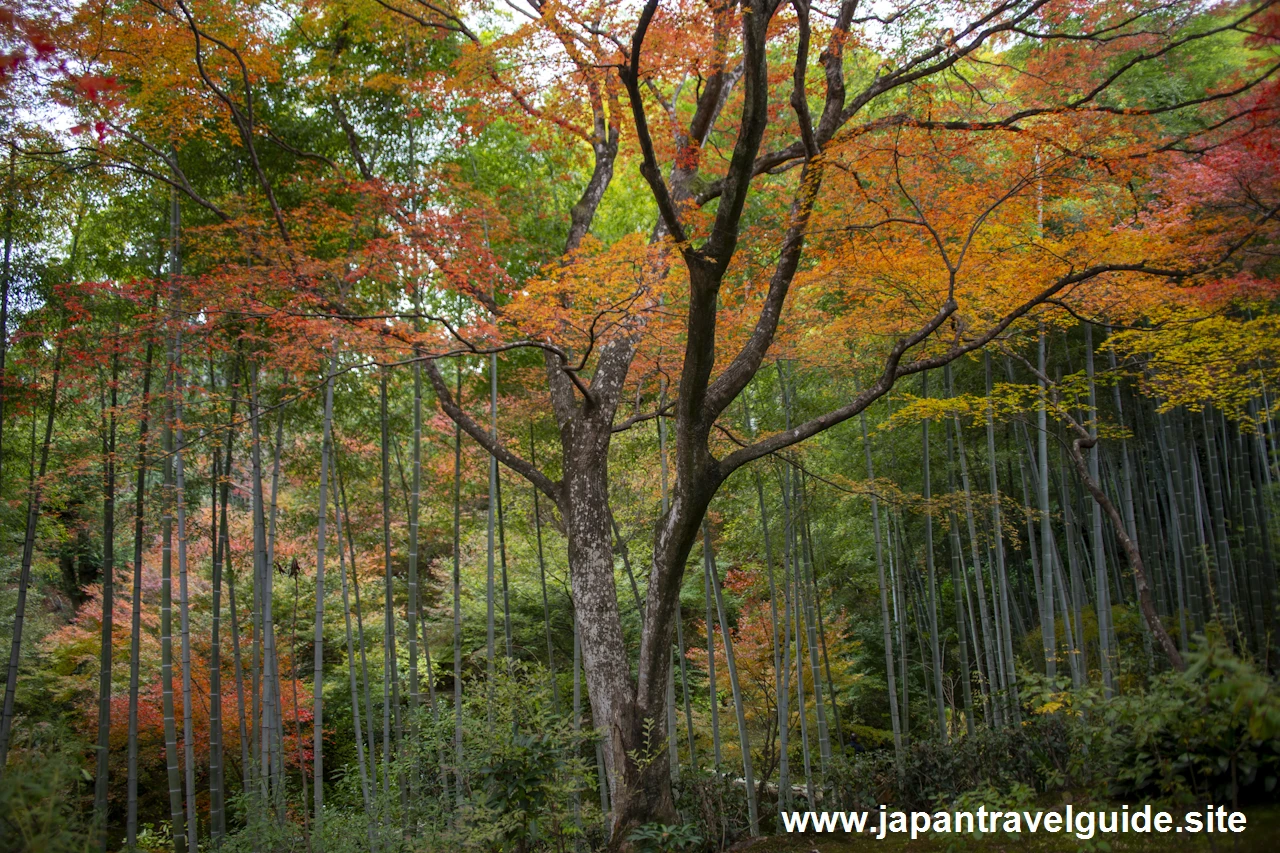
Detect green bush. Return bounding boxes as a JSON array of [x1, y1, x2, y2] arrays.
[[215, 661, 600, 853], [671, 770, 752, 850], [0, 739, 91, 853], [1021, 635, 1280, 805], [825, 636, 1278, 814], [825, 713, 1071, 812]]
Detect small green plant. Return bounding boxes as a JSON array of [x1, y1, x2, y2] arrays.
[[624, 716, 669, 775], [626, 822, 703, 853], [948, 780, 1037, 814], [135, 822, 174, 853]]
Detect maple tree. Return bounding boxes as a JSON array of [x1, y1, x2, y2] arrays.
[[385, 0, 1279, 841]]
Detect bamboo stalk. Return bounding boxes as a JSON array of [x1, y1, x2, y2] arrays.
[[208, 359, 236, 843], [943, 415, 976, 736], [94, 344, 119, 851], [451, 366, 465, 810], [921, 373, 947, 739], [984, 353, 1018, 723], [172, 321, 198, 853], [777, 469, 794, 805], [706, 522, 759, 834], [312, 350, 338, 844], [331, 450, 376, 851], [702, 519, 721, 769], [530, 425, 558, 709], [162, 365, 187, 853], [1037, 327, 1057, 678], [487, 356, 498, 722], [862, 411, 904, 759], [336, 448, 381, 802], [949, 366, 1003, 724], [126, 326, 156, 847], [379, 369, 395, 800], [1086, 325, 1114, 694], [662, 386, 696, 772], [408, 359, 423, 744]]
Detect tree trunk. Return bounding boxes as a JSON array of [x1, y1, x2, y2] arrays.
[[332, 450, 376, 849], [944, 416, 977, 736], [706, 522, 759, 834], [661, 425, 679, 782], [950, 367, 1002, 726], [379, 369, 395, 798], [170, 290, 199, 853], [336, 452, 380, 801], [126, 331, 155, 847], [161, 370, 188, 853], [702, 520, 721, 769], [1068, 434, 1185, 670], [94, 345, 119, 851], [313, 350, 337, 842], [663, 391, 696, 774], [208, 360, 236, 844], [0, 145, 16, 498], [984, 353, 1018, 722], [572, 612, 583, 834], [1036, 328, 1057, 678], [450, 367, 465, 810], [862, 412, 904, 759], [1085, 325, 1115, 695], [531, 424, 558, 708], [920, 373, 948, 739]]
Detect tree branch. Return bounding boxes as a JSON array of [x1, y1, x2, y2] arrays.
[[716, 261, 1192, 477], [423, 358, 560, 502], [619, 0, 688, 245]]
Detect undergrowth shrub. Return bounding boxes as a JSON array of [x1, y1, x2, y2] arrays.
[[214, 660, 601, 853], [826, 635, 1279, 815], [827, 716, 1070, 811], [671, 770, 751, 850], [1021, 634, 1280, 805], [0, 728, 91, 853]]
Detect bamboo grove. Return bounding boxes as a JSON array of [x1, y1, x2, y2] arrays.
[[0, 0, 1278, 850]]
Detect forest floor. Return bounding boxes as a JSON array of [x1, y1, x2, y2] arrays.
[[746, 806, 1280, 851]]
